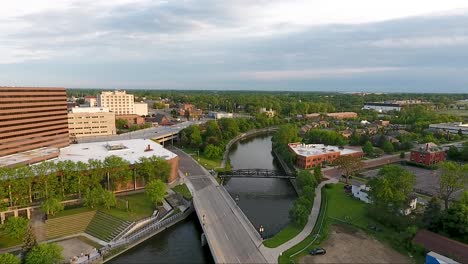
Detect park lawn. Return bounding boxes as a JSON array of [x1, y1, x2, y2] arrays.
[[279, 184, 416, 264], [172, 184, 192, 200], [102, 193, 155, 221], [49, 207, 94, 219], [183, 148, 222, 170], [0, 228, 21, 249], [263, 224, 302, 248]]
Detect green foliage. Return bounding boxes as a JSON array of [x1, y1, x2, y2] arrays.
[[313, 166, 322, 182], [116, 118, 129, 129], [368, 165, 416, 213], [22, 225, 37, 255], [334, 155, 364, 184], [25, 243, 63, 264], [272, 124, 301, 168], [289, 202, 308, 227], [439, 191, 468, 243], [103, 155, 132, 191], [41, 198, 64, 216], [296, 170, 316, 191], [0, 253, 20, 264], [172, 184, 192, 200], [145, 180, 166, 205], [400, 152, 405, 158], [203, 144, 223, 159], [83, 186, 116, 209], [382, 140, 395, 153], [363, 141, 374, 155], [4, 217, 29, 240], [438, 161, 468, 209], [304, 129, 347, 146], [136, 156, 171, 182], [422, 197, 442, 231]]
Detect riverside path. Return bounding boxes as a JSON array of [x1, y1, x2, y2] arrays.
[[168, 146, 268, 264]]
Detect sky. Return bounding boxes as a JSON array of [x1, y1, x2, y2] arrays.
[[1, 0, 468, 93]]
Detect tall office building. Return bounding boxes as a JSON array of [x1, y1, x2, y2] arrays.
[[97, 90, 135, 115], [0, 87, 69, 158]]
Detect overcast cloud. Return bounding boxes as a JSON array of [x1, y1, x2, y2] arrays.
[[1, 0, 468, 92]]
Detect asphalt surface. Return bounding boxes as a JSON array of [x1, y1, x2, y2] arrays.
[[169, 147, 268, 264]]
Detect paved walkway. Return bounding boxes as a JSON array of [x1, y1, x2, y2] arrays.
[[259, 178, 338, 263]]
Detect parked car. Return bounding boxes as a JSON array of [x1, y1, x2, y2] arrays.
[[309, 248, 326, 255]]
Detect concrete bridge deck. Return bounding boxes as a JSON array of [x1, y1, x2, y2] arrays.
[[169, 147, 268, 263]]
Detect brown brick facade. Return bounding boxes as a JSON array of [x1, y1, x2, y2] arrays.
[[0, 87, 69, 158]]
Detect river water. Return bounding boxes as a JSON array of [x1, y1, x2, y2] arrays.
[[109, 134, 296, 262], [224, 134, 297, 238]]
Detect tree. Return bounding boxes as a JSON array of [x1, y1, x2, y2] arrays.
[[296, 170, 316, 191], [83, 186, 116, 209], [289, 202, 308, 227], [86, 159, 105, 190], [0, 253, 20, 264], [25, 243, 63, 264], [146, 180, 166, 205], [32, 161, 59, 200], [301, 185, 315, 201], [438, 161, 468, 209], [22, 225, 37, 255], [101, 189, 117, 209], [10, 166, 34, 206], [334, 155, 364, 184], [421, 197, 442, 231], [103, 156, 132, 191], [439, 191, 468, 243], [184, 109, 190, 120], [368, 165, 416, 213], [382, 140, 395, 154], [362, 141, 374, 156], [116, 118, 128, 129], [189, 126, 202, 148], [41, 198, 64, 216], [4, 217, 29, 240], [204, 144, 223, 160], [313, 166, 322, 183]]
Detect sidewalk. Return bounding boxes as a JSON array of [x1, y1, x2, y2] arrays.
[[260, 178, 338, 263]]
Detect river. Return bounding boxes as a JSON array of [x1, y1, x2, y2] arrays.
[[109, 134, 296, 262]]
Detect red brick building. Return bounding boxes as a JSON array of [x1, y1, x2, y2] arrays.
[[289, 143, 364, 169], [410, 142, 446, 166], [117, 114, 145, 125]]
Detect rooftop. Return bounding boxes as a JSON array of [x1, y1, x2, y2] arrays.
[[0, 147, 60, 167], [288, 143, 361, 157], [57, 139, 177, 164]]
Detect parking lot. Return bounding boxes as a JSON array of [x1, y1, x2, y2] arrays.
[[361, 164, 441, 196], [300, 225, 410, 264]]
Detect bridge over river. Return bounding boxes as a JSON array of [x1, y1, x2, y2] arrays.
[[168, 146, 270, 263], [219, 169, 295, 179]]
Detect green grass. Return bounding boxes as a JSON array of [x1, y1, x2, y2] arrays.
[[263, 225, 302, 248], [172, 184, 192, 200], [279, 184, 420, 264], [101, 193, 154, 221], [183, 148, 222, 170], [49, 207, 94, 219], [0, 228, 22, 249], [85, 212, 131, 242], [76, 235, 102, 249]]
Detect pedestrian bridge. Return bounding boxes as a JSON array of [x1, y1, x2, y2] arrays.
[[218, 168, 295, 179]]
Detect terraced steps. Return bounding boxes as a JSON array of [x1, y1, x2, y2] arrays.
[[45, 211, 96, 239], [85, 211, 132, 242]]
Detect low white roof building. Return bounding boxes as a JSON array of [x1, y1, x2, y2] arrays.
[[57, 139, 177, 164], [288, 143, 361, 157]]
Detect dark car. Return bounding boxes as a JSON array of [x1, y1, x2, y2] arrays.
[[309, 248, 326, 255]]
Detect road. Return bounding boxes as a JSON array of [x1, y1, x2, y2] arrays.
[[168, 146, 268, 264], [76, 120, 203, 143]]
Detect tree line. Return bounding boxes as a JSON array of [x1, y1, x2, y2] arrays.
[[0, 155, 171, 210]]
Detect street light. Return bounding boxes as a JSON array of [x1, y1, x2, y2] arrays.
[[259, 225, 265, 239]]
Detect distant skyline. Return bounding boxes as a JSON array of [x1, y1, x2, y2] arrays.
[[1, 0, 468, 93]]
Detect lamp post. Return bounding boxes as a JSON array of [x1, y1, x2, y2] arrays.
[[196, 150, 200, 161], [259, 225, 265, 239]]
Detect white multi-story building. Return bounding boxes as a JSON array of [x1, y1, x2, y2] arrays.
[[134, 102, 148, 116], [362, 102, 402, 112], [68, 107, 116, 139], [97, 90, 135, 115]]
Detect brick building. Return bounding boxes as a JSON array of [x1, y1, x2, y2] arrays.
[[288, 143, 363, 169], [410, 142, 446, 166], [0, 87, 69, 162], [116, 114, 145, 125]]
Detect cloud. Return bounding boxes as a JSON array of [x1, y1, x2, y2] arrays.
[[370, 36, 468, 48], [241, 67, 402, 80]]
